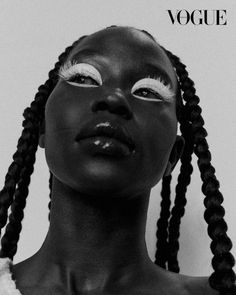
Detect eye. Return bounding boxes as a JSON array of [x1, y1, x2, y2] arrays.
[[58, 61, 102, 87], [131, 76, 175, 103], [133, 88, 162, 100], [69, 74, 99, 87]]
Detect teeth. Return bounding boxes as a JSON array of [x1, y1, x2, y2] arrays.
[[94, 139, 113, 148], [97, 122, 112, 127], [103, 142, 110, 148], [94, 140, 101, 146]]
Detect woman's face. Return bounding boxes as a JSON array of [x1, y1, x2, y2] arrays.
[[40, 27, 181, 198]]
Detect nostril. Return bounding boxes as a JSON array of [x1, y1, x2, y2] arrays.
[[98, 101, 107, 110]]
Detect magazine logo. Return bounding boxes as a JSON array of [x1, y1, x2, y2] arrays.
[[167, 9, 227, 25]]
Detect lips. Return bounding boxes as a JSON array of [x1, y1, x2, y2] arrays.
[[75, 121, 135, 152]]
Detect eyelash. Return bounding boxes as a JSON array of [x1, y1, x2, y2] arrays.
[[131, 75, 174, 102], [58, 61, 175, 102], [58, 61, 102, 86]]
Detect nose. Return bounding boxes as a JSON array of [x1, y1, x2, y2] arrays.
[[91, 88, 133, 120]]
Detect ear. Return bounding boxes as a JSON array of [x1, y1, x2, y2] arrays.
[[163, 135, 185, 177], [38, 119, 45, 148]]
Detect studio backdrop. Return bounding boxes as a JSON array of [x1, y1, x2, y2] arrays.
[[0, 0, 235, 276]]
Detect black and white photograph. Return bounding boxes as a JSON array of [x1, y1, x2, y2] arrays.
[[0, 1, 235, 294]]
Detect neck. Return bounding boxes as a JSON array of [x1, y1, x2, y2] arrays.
[[33, 177, 155, 292]]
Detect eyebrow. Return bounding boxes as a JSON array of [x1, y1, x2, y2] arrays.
[[67, 49, 173, 87], [69, 49, 108, 64]]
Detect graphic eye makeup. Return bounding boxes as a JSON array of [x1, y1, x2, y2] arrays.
[[58, 61, 175, 103], [58, 60, 102, 87], [131, 75, 175, 103]]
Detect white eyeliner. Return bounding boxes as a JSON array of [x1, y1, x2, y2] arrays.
[[58, 60, 102, 85], [58, 61, 175, 102], [131, 76, 175, 102]]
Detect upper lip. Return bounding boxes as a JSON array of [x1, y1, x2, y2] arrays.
[[75, 121, 135, 151]]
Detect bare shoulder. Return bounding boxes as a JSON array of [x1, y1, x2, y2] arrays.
[[177, 273, 219, 295], [12, 257, 65, 295], [12, 258, 220, 295], [147, 265, 219, 295]]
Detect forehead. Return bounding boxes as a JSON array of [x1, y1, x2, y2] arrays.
[[67, 27, 178, 88]]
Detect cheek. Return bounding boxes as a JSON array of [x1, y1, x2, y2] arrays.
[[151, 114, 177, 155], [45, 83, 87, 133], [43, 84, 87, 182], [140, 106, 177, 185]]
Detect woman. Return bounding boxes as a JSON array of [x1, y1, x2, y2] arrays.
[[0, 25, 235, 295]]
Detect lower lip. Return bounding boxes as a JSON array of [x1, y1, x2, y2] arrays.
[[77, 136, 133, 157]]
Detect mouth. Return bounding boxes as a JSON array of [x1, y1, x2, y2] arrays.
[[75, 121, 135, 155]]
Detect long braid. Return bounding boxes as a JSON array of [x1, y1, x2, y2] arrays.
[[0, 118, 37, 243], [155, 174, 172, 269], [166, 117, 194, 272], [48, 170, 53, 222], [0, 86, 55, 259], [154, 55, 194, 271], [0, 38, 84, 260], [155, 117, 194, 271], [165, 49, 236, 294], [0, 124, 38, 259]]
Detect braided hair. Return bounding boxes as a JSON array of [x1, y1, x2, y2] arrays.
[[154, 47, 236, 294], [0, 37, 85, 259], [0, 25, 235, 294]]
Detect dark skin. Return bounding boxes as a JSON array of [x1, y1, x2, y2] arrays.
[[12, 27, 218, 295]]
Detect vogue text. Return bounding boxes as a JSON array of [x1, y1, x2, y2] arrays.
[[167, 9, 227, 25]]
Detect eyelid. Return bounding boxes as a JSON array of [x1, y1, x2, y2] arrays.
[[131, 76, 175, 102], [58, 61, 103, 85], [58, 62, 175, 102]]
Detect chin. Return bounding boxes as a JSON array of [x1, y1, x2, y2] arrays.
[[52, 158, 137, 198], [79, 162, 133, 195]]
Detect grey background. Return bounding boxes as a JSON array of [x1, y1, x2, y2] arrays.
[[0, 0, 235, 276]]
